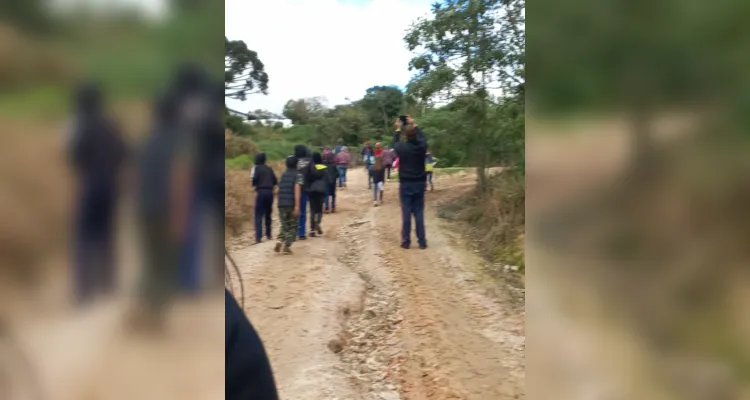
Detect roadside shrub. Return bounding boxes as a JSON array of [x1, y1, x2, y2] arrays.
[[225, 129, 258, 158]]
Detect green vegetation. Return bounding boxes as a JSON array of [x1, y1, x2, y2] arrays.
[[0, 4, 223, 116]]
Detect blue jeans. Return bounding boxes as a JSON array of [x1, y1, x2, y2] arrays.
[[399, 181, 427, 247], [179, 187, 203, 293], [324, 184, 336, 211], [337, 166, 347, 187], [427, 171, 433, 186], [373, 182, 382, 201], [298, 192, 309, 237], [367, 165, 373, 187], [255, 191, 274, 242]]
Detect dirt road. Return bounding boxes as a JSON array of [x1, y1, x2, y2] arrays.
[[228, 168, 525, 399]]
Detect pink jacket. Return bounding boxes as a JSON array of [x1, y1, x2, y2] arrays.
[[335, 151, 351, 166]]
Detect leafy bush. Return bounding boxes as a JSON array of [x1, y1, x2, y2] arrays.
[[225, 130, 258, 158]]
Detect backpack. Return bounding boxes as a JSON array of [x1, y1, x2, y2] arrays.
[[309, 164, 329, 194]]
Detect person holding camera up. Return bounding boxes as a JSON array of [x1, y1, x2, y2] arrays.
[[392, 115, 428, 249]]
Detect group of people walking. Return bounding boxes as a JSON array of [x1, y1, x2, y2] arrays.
[[251, 115, 436, 254], [251, 143, 352, 254], [68, 64, 225, 330]]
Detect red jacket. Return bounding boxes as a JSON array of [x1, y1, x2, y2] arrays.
[[374, 148, 383, 157]]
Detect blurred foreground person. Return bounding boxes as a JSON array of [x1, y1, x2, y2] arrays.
[[225, 288, 279, 399], [179, 74, 223, 293], [132, 92, 194, 330], [68, 82, 129, 305]]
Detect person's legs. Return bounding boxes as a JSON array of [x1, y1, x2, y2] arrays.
[[97, 188, 118, 295], [139, 218, 177, 328], [298, 192, 309, 238], [386, 165, 391, 179], [373, 182, 379, 203], [276, 207, 296, 252], [337, 166, 344, 187], [180, 186, 203, 293], [264, 193, 273, 239], [309, 194, 324, 234], [412, 182, 427, 248], [254, 192, 264, 243], [399, 184, 412, 247], [331, 184, 337, 211], [73, 187, 96, 305], [324, 187, 330, 212]]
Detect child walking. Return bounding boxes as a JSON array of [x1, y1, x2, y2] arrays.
[[425, 151, 438, 192], [372, 156, 386, 206], [308, 152, 329, 237], [275, 156, 301, 254], [323, 150, 339, 213]]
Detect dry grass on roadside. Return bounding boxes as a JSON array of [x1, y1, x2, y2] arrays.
[[440, 169, 525, 274]]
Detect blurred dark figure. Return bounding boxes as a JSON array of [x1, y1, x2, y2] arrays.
[[170, 66, 222, 294], [133, 91, 195, 329], [252, 152, 277, 244], [68, 82, 128, 305], [225, 288, 279, 399]]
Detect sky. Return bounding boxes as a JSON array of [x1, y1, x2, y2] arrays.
[[225, 0, 434, 115]]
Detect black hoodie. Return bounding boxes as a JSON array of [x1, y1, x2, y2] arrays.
[[70, 83, 128, 186], [252, 153, 278, 192]]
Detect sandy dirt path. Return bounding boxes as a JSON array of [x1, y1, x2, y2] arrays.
[[229, 168, 525, 399]]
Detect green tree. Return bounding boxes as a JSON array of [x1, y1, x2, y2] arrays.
[[225, 37, 269, 100], [282, 97, 328, 125], [405, 0, 525, 190], [359, 86, 404, 135]]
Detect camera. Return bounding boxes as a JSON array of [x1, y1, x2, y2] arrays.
[[399, 115, 408, 125]]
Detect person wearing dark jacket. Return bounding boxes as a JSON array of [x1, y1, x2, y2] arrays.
[[252, 153, 278, 244], [323, 150, 339, 213], [294, 145, 313, 239], [225, 289, 279, 400], [308, 152, 328, 237], [275, 156, 301, 254], [69, 82, 129, 305], [392, 116, 428, 249]]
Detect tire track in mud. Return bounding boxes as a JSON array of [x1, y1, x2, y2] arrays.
[[334, 176, 525, 400]]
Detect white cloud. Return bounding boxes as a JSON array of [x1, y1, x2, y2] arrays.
[[225, 0, 432, 114]]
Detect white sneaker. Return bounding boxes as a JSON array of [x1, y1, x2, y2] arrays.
[[373, 201, 378, 207]]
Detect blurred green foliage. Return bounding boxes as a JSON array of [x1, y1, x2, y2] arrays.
[[0, 4, 223, 115]]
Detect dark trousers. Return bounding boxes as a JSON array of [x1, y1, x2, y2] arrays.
[[399, 181, 427, 247], [386, 165, 392, 179], [139, 217, 178, 321], [324, 183, 336, 211], [73, 181, 117, 305], [309, 193, 324, 231], [255, 190, 274, 242], [298, 192, 309, 238], [180, 185, 203, 293]]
